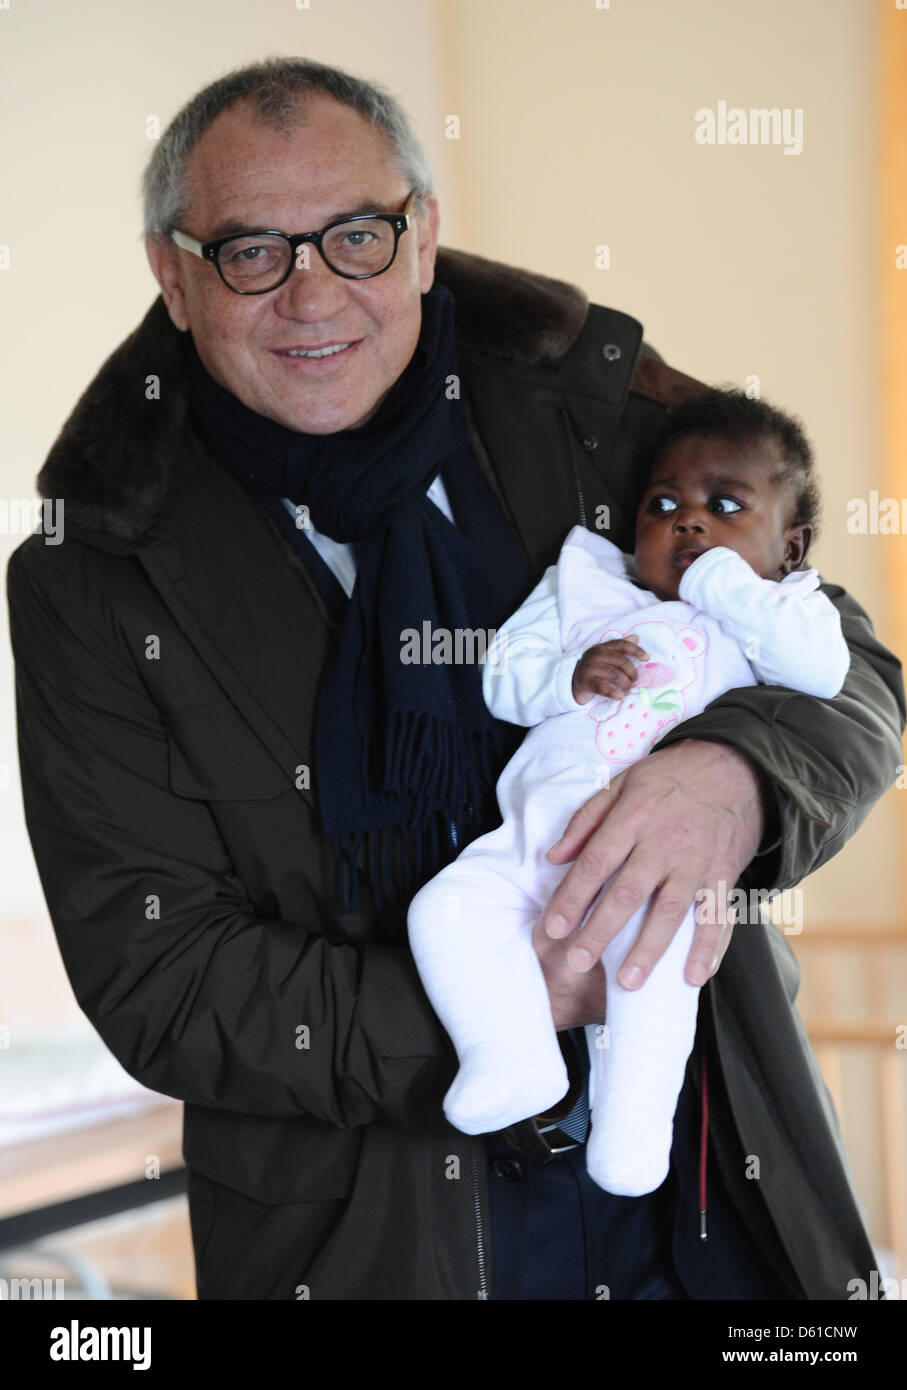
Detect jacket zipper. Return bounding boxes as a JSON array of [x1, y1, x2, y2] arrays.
[[447, 811, 483, 1295], [558, 404, 587, 528], [469, 1137, 490, 1299], [461, 812, 488, 1298]]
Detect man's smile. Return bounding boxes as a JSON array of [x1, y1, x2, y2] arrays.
[[284, 342, 354, 357], [271, 339, 362, 373]]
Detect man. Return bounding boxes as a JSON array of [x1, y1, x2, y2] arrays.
[[8, 57, 903, 1300]]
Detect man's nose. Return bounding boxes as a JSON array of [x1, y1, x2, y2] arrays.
[[272, 248, 351, 319]]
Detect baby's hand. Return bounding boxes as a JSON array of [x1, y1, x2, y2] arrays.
[[571, 636, 648, 704]]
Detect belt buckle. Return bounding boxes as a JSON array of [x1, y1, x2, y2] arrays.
[[537, 1121, 583, 1155]]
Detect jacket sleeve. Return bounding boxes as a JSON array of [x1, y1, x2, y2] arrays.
[[6, 542, 458, 1133], [654, 572, 905, 893], [678, 547, 850, 697]]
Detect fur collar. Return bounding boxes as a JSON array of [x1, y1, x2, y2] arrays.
[[37, 247, 588, 546]]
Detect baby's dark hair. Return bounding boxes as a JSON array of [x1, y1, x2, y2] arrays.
[[645, 387, 821, 540]]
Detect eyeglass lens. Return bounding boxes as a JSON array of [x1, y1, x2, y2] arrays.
[[217, 218, 398, 289]]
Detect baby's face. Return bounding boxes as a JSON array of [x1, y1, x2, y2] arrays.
[[634, 433, 804, 602]]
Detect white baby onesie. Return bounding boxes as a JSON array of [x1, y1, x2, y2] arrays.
[[407, 524, 850, 1195]]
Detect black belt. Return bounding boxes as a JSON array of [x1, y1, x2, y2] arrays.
[[536, 1121, 584, 1155], [502, 1030, 589, 1162]]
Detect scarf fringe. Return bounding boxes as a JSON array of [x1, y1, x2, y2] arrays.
[[328, 794, 492, 917], [378, 710, 502, 814]]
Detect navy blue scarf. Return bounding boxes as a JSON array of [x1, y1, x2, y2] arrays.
[[185, 285, 519, 912]]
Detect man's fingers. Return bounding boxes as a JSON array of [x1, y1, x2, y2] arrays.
[[567, 863, 698, 980], [565, 871, 736, 988], [544, 782, 622, 867], [542, 816, 630, 939], [533, 916, 607, 1030], [706, 920, 734, 978], [687, 890, 736, 984]]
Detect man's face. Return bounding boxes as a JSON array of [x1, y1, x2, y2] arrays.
[[633, 433, 808, 602], [147, 97, 440, 434]]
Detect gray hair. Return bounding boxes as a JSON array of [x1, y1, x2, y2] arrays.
[[142, 56, 435, 238]]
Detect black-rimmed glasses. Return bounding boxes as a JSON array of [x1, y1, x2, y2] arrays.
[[170, 191, 416, 294]]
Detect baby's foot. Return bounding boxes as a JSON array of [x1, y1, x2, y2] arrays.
[[585, 1114, 673, 1196], [444, 1041, 568, 1135]]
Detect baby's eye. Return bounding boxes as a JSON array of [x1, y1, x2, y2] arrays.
[[710, 496, 743, 514], [646, 495, 677, 515]]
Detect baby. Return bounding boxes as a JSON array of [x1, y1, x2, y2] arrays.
[[407, 387, 850, 1197]]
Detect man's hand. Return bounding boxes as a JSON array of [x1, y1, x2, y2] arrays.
[[532, 913, 607, 1030], [540, 739, 767, 990]]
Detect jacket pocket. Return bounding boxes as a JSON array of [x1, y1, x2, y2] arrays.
[[165, 701, 293, 801], [183, 1103, 360, 1204], [188, 1171, 349, 1300]]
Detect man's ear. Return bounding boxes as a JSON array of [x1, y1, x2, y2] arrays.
[[416, 193, 441, 294], [145, 235, 191, 332], [781, 523, 812, 573]]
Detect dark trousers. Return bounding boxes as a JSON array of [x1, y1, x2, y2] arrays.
[[487, 1135, 688, 1300], [486, 1070, 795, 1301]]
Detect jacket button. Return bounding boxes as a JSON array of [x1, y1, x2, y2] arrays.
[[491, 1156, 524, 1182], [582, 434, 598, 451], [602, 343, 622, 361]]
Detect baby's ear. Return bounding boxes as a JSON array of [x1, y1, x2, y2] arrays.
[[783, 523, 812, 572]]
